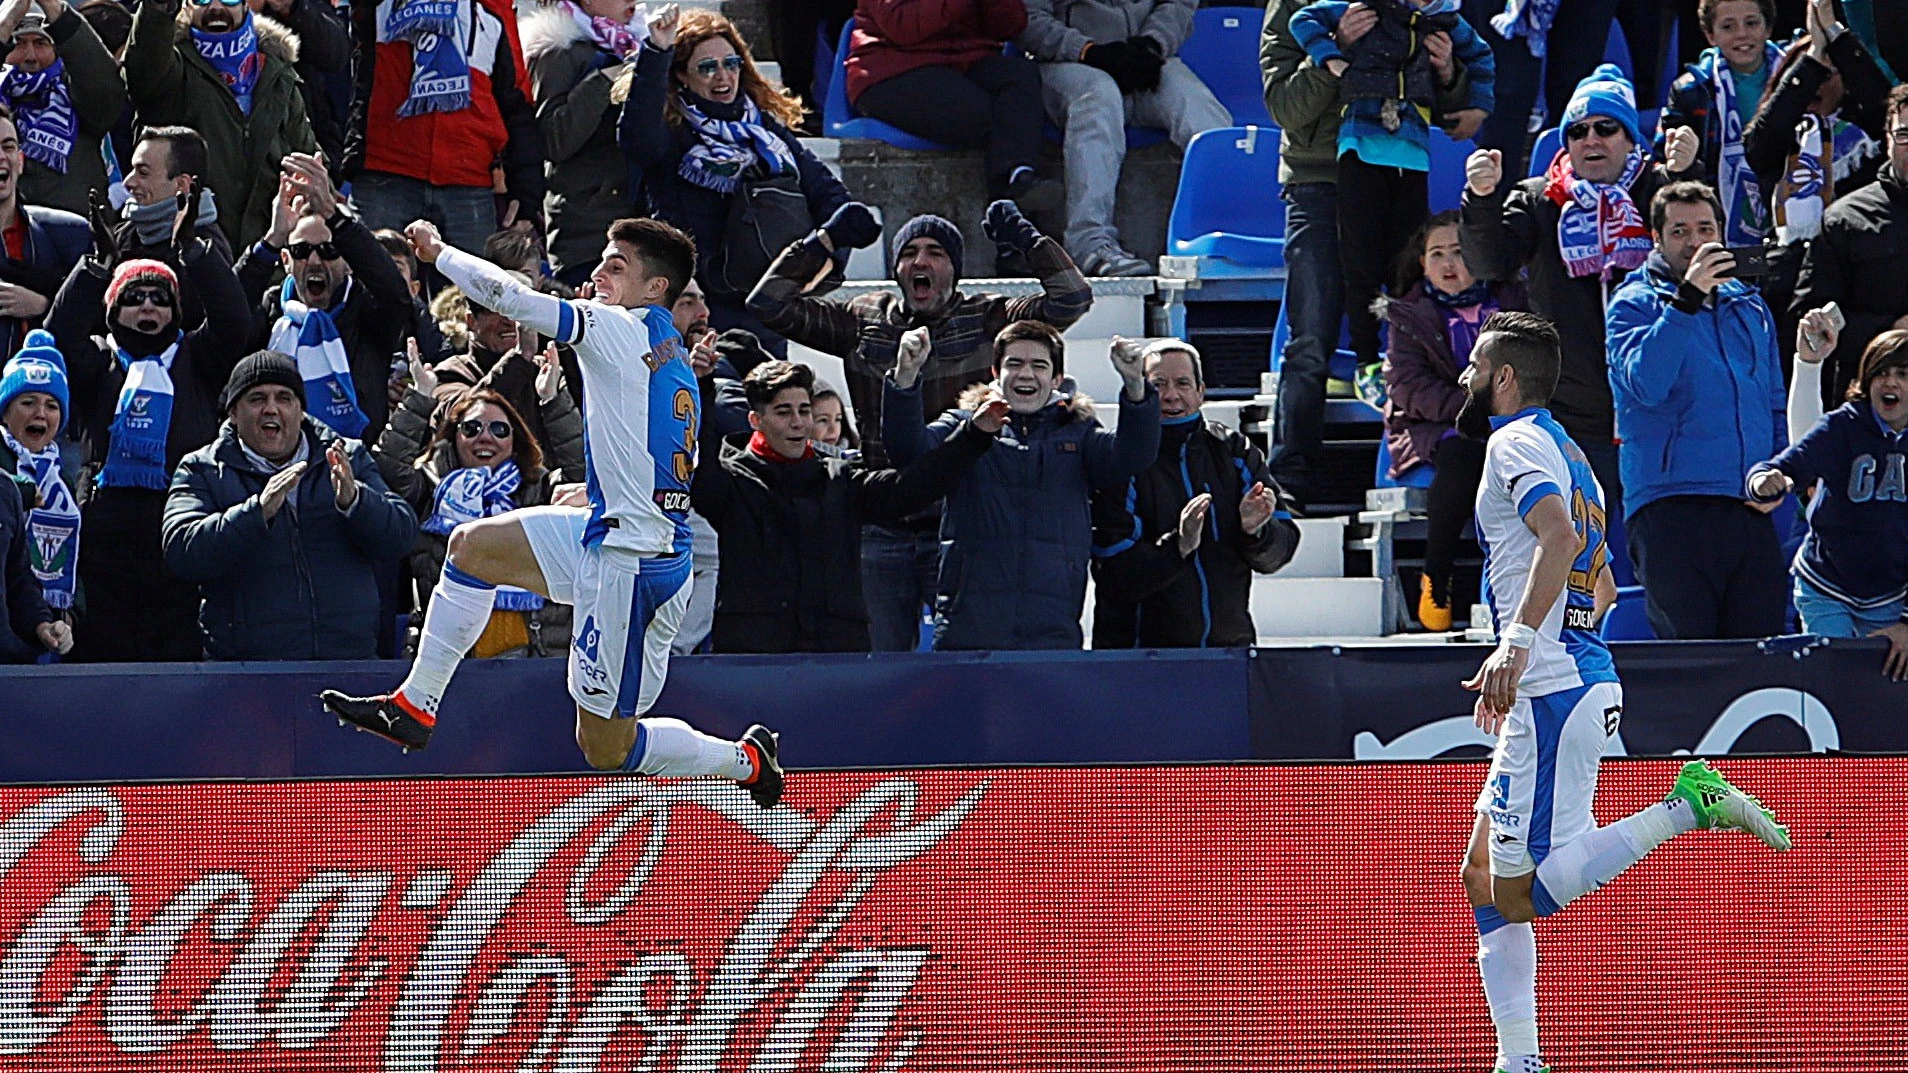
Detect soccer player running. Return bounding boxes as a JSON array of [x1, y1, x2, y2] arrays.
[[321, 218, 783, 808], [1456, 312, 1789, 1073]]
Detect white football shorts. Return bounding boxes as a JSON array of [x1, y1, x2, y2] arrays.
[[1475, 680, 1624, 878]]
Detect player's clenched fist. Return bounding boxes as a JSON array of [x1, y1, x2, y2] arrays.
[[1465, 149, 1503, 197], [405, 220, 445, 264]]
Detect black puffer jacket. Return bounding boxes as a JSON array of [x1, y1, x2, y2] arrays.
[[520, 5, 635, 277], [1090, 418, 1299, 649], [1336, 0, 1459, 107]]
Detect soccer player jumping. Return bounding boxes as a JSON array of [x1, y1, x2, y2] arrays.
[[321, 218, 782, 808], [1455, 313, 1789, 1073]]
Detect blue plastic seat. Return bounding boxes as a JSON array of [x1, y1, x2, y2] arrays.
[[1268, 292, 1358, 382], [1528, 126, 1562, 177], [823, 19, 957, 149], [1428, 128, 1475, 212], [1166, 126, 1284, 265], [1177, 7, 1275, 127], [1374, 436, 1435, 490], [1600, 585, 1655, 641]]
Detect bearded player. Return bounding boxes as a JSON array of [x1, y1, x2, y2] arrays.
[[321, 218, 782, 808], [1455, 312, 1788, 1073]]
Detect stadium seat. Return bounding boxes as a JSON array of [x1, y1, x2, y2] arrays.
[[823, 20, 957, 149], [1528, 126, 1562, 177], [1428, 128, 1475, 212], [1166, 126, 1283, 265], [1600, 585, 1655, 641], [1177, 7, 1275, 127], [1373, 437, 1435, 490], [1268, 293, 1359, 383]]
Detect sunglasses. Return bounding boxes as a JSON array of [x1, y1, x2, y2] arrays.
[[457, 419, 513, 440], [1564, 119, 1625, 142], [116, 287, 174, 309], [287, 241, 341, 261], [188, 0, 247, 7], [692, 55, 744, 77]]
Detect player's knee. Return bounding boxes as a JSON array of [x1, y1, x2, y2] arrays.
[[1460, 859, 1494, 904], [577, 731, 630, 771]]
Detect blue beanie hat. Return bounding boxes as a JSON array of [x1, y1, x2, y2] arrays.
[[1561, 63, 1643, 149], [891, 214, 964, 283], [0, 329, 69, 434]]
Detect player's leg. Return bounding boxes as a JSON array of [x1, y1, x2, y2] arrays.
[[1473, 728, 1543, 1073]]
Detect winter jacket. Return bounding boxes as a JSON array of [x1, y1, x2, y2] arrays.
[[238, 211, 415, 442], [1017, 0, 1195, 63], [1743, 34, 1892, 240], [48, 242, 251, 477], [844, 0, 1028, 103], [431, 345, 586, 465], [1606, 251, 1787, 521], [617, 44, 850, 302], [884, 376, 1161, 650], [1749, 400, 1908, 615], [1459, 158, 1699, 447], [0, 477, 53, 664], [124, 1, 318, 251], [0, 205, 90, 359], [1289, 0, 1493, 163], [749, 233, 1092, 470], [162, 416, 419, 660], [345, 0, 544, 209], [1089, 416, 1299, 648], [1792, 163, 1908, 387], [12, 7, 125, 216], [691, 422, 994, 653], [1379, 279, 1526, 475], [1656, 45, 1782, 239], [1259, 0, 1475, 186], [521, 5, 635, 277], [373, 386, 580, 656], [272, 0, 352, 169]]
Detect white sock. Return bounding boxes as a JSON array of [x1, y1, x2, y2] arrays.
[[1477, 921, 1539, 1066], [1532, 800, 1698, 912], [396, 563, 496, 716], [629, 718, 756, 780]]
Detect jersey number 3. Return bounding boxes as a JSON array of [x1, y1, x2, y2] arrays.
[[672, 387, 697, 484]]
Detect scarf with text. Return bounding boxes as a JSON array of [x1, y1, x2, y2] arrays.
[[385, 0, 471, 116], [0, 427, 76, 608], [0, 60, 76, 173], [1544, 147, 1651, 281], [99, 336, 180, 490], [190, 13, 265, 115], [1706, 43, 1783, 245]]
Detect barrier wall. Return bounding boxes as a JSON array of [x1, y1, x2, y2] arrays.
[[0, 757, 1890, 1071]]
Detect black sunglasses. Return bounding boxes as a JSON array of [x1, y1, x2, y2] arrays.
[[116, 287, 174, 309], [1564, 119, 1625, 142], [693, 55, 744, 77], [287, 241, 341, 261], [457, 419, 513, 440]]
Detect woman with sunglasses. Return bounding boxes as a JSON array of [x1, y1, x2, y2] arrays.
[[616, 5, 852, 355], [373, 370, 585, 659]]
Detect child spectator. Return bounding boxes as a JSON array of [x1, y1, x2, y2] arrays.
[[811, 381, 857, 453], [0, 330, 77, 615]]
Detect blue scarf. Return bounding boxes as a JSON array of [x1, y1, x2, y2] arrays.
[[1490, 0, 1562, 57], [1705, 43, 1783, 245], [1, 427, 76, 608], [0, 60, 76, 173], [676, 93, 795, 194], [384, 0, 471, 117], [190, 13, 265, 116], [270, 277, 368, 439], [423, 460, 543, 610], [99, 337, 180, 491]]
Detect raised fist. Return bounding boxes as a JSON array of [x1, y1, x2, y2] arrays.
[[1465, 148, 1504, 197], [893, 326, 932, 389]]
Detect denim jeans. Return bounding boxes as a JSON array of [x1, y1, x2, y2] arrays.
[[1268, 181, 1344, 506], [351, 171, 499, 255], [1794, 575, 1905, 638], [860, 523, 942, 652]]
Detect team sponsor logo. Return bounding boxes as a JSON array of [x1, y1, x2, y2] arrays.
[[654, 490, 691, 514]]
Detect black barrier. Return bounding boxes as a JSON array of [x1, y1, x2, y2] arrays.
[[1249, 637, 1905, 759]]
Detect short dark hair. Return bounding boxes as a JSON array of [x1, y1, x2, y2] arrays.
[[993, 320, 1065, 376], [1392, 208, 1463, 296], [1697, 0, 1774, 31], [607, 218, 696, 306], [742, 360, 815, 411], [373, 228, 417, 279], [1650, 180, 1725, 234], [136, 126, 208, 180], [1475, 311, 1562, 406], [482, 227, 543, 274]]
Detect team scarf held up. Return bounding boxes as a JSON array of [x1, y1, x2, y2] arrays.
[[1544, 146, 1651, 282], [1707, 42, 1784, 246], [676, 92, 795, 194], [190, 12, 265, 115], [385, 0, 472, 116], [0, 427, 77, 608], [1490, 0, 1562, 57], [1778, 112, 1881, 243], [422, 460, 543, 610], [270, 277, 369, 439], [0, 60, 76, 173], [99, 335, 181, 491], [562, 0, 646, 57]]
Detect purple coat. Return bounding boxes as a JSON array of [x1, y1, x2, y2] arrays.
[[1378, 279, 1527, 477]]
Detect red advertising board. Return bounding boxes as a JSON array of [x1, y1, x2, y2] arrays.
[[0, 758, 1892, 1070]]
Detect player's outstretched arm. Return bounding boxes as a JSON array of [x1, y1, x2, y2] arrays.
[[404, 220, 569, 342]]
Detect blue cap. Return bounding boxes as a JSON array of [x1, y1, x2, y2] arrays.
[[1561, 63, 1643, 148], [0, 329, 69, 434]]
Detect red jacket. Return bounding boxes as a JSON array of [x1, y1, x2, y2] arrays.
[[345, 0, 544, 206], [845, 0, 1026, 103]]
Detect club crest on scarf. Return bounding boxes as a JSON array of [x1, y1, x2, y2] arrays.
[[425, 460, 544, 610], [271, 277, 370, 438], [1, 426, 77, 608], [1, 60, 77, 173], [99, 338, 179, 491], [385, 0, 472, 116]]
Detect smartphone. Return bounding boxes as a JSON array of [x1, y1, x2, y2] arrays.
[[1721, 245, 1774, 277], [1803, 301, 1847, 353]]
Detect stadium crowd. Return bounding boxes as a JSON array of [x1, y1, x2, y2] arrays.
[[0, 0, 1902, 670]]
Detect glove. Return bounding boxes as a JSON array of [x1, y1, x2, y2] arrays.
[[1082, 40, 1153, 95], [820, 201, 882, 251], [86, 188, 118, 269], [173, 178, 207, 259], [983, 199, 1043, 253], [1123, 35, 1165, 92]]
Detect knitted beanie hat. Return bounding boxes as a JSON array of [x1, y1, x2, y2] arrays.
[[0, 329, 69, 433], [104, 258, 180, 311], [1561, 63, 1643, 148], [219, 350, 307, 413], [891, 215, 964, 283]]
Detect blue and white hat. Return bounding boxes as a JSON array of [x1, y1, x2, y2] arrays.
[[1561, 63, 1644, 148], [0, 329, 70, 434]]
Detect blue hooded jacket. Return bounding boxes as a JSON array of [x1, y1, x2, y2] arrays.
[[1606, 251, 1787, 519]]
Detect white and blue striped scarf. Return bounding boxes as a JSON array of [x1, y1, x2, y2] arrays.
[[384, 0, 471, 116], [1, 427, 77, 608], [676, 93, 794, 194], [423, 460, 543, 610], [271, 277, 369, 439], [1490, 0, 1563, 57], [1, 60, 76, 173], [99, 338, 179, 491], [1708, 43, 1784, 246]]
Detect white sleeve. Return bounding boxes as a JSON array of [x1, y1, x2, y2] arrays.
[[1788, 355, 1824, 447], [433, 247, 580, 344], [1487, 429, 1567, 520]]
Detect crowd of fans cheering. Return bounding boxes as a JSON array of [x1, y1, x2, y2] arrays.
[[0, 0, 1901, 673]]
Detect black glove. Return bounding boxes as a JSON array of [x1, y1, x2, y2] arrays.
[[820, 201, 882, 251], [86, 188, 118, 269], [1124, 35, 1165, 92], [982, 199, 1042, 254], [172, 178, 205, 256], [1082, 40, 1154, 94]]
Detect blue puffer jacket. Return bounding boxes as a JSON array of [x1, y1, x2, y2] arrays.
[[161, 417, 419, 660], [1606, 252, 1787, 520], [884, 376, 1160, 650]]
